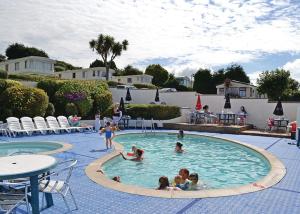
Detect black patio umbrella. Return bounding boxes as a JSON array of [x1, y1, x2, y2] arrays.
[[155, 88, 160, 102], [125, 88, 132, 102], [273, 100, 284, 116], [224, 94, 231, 109], [119, 97, 125, 114]]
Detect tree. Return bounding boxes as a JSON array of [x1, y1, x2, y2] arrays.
[[145, 64, 169, 87], [0, 54, 6, 62], [114, 65, 143, 76], [224, 64, 250, 83], [89, 59, 117, 70], [5, 43, 48, 59], [54, 60, 81, 72], [164, 73, 179, 88], [89, 34, 128, 80], [212, 69, 225, 93], [193, 68, 215, 94], [257, 69, 290, 100]]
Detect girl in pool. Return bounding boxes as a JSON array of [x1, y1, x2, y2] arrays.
[[175, 142, 184, 153], [156, 176, 181, 191], [188, 173, 207, 190], [100, 122, 114, 149], [120, 149, 144, 161]]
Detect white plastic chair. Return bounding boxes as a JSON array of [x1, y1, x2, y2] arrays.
[[46, 116, 70, 134], [0, 121, 9, 137], [39, 159, 78, 213], [0, 181, 31, 214], [33, 116, 54, 134], [57, 116, 79, 133], [6, 117, 27, 137], [20, 117, 41, 136]]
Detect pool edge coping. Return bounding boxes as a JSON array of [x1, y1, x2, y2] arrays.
[[85, 132, 286, 198]]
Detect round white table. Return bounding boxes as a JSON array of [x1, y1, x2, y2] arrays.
[[0, 154, 57, 214]]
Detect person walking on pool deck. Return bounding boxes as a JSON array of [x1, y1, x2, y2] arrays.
[[100, 122, 115, 149]]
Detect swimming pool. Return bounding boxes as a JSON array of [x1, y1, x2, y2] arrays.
[[102, 133, 271, 189], [0, 141, 69, 156]]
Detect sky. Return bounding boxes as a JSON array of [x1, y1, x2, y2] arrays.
[[0, 0, 300, 84]]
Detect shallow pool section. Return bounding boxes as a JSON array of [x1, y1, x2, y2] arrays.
[[102, 133, 271, 189], [0, 141, 66, 156]]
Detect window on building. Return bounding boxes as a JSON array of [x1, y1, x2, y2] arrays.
[[127, 78, 132, 83], [219, 88, 224, 95], [141, 77, 144, 82], [25, 60, 28, 69], [15, 62, 20, 71], [97, 71, 100, 76], [250, 88, 253, 97], [101, 72, 106, 77], [58, 74, 62, 78], [72, 73, 76, 79], [82, 71, 86, 78], [5, 64, 8, 71], [239, 87, 246, 97], [93, 70, 96, 77]]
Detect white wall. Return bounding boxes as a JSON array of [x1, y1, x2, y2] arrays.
[[110, 88, 299, 129]]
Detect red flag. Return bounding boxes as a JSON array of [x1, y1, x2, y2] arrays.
[[195, 95, 202, 110]]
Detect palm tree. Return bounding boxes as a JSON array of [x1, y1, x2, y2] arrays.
[[89, 34, 128, 80]]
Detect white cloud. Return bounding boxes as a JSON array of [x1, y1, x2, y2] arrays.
[[0, 0, 300, 76], [283, 59, 300, 81]]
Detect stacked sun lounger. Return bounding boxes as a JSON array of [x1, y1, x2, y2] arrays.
[[3, 116, 93, 137]]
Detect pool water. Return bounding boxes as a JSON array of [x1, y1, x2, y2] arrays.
[[0, 142, 63, 156], [102, 133, 271, 189]]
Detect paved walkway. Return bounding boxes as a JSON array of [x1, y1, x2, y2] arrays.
[[1, 130, 299, 214]]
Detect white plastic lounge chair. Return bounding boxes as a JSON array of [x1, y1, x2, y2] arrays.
[[0, 181, 31, 214], [57, 116, 82, 132], [0, 121, 9, 137], [20, 117, 41, 136], [39, 159, 78, 213], [46, 116, 71, 133], [33, 116, 54, 134], [6, 117, 27, 137]]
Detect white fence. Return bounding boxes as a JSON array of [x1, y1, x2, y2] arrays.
[[110, 88, 300, 129]]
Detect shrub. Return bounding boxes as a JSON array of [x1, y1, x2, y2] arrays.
[[0, 70, 8, 79], [92, 90, 113, 115], [107, 81, 123, 87], [102, 104, 180, 120], [133, 83, 157, 89], [54, 82, 93, 117], [38, 79, 112, 118], [0, 79, 22, 94], [0, 86, 49, 120], [45, 102, 55, 116], [37, 80, 65, 102], [65, 103, 78, 116]]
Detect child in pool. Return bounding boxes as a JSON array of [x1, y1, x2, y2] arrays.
[[177, 130, 184, 139], [100, 122, 114, 149], [188, 173, 207, 190], [175, 142, 184, 153], [112, 176, 121, 183], [120, 149, 144, 162], [156, 176, 181, 191], [174, 175, 183, 188]]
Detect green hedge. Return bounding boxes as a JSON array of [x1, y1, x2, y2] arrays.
[[0, 79, 22, 94], [9, 74, 59, 82], [133, 83, 157, 89], [103, 104, 181, 120], [0, 86, 49, 120], [107, 81, 123, 87]]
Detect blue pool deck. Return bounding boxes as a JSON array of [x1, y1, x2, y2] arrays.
[[1, 130, 300, 214]]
